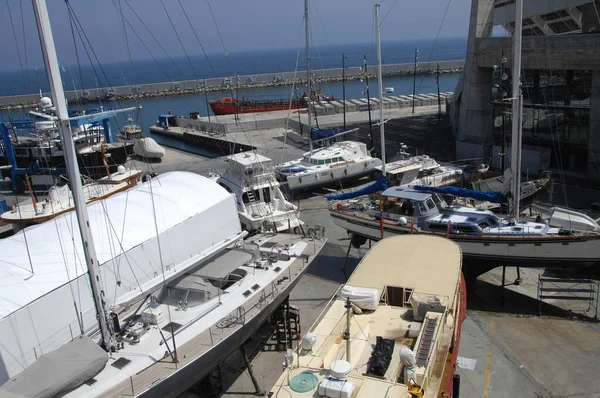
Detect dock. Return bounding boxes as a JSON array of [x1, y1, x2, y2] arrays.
[[148, 93, 452, 158], [0, 60, 464, 110]]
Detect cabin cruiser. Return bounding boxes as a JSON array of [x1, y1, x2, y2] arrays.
[[374, 149, 463, 188], [329, 186, 600, 268], [275, 141, 382, 191], [211, 152, 302, 233]]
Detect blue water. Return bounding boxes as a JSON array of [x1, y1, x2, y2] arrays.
[[1, 38, 466, 156], [0, 37, 466, 96]]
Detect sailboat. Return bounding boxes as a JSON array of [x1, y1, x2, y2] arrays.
[[328, 0, 600, 269], [0, 164, 143, 230], [274, 0, 382, 191], [0, 2, 326, 397]]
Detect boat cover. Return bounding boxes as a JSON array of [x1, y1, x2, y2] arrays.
[[310, 127, 344, 141], [339, 285, 379, 311], [413, 185, 503, 203], [0, 336, 107, 398], [133, 137, 165, 159], [326, 176, 387, 201]]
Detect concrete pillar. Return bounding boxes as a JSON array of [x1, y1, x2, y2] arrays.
[[588, 70, 600, 180], [581, 1, 600, 34], [452, 0, 495, 159]]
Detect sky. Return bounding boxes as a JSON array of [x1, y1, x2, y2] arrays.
[[0, 0, 472, 72]]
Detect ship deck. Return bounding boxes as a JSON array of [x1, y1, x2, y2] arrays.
[[270, 235, 462, 398]]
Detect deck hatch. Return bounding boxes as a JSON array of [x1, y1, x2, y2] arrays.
[[111, 357, 132, 370]]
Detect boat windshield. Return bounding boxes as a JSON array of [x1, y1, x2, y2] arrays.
[[307, 156, 344, 165], [162, 286, 212, 308]]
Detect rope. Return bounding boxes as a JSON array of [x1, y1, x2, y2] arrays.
[[206, 0, 229, 58]]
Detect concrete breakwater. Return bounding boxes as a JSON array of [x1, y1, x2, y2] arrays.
[[0, 59, 464, 111]]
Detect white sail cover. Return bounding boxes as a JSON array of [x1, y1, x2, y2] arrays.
[[0, 171, 242, 383]]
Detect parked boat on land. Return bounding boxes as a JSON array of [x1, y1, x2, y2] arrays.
[[0, 3, 326, 398], [276, 141, 382, 191], [329, 185, 600, 268], [269, 234, 466, 398], [211, 152, 303, 233], [0, 97, 134, 180], [0, 165, 143, 229], [375, 148, 463, 188]]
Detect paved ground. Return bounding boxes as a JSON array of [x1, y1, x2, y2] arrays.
[[2, 111, 600, 398]]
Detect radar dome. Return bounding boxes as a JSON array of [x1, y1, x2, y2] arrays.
[[39, 97, 53, 109], [117, 165, 126, 174]]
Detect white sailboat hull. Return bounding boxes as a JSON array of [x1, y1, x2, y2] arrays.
[[330, 211, 600, 267], [285, 159, 380, 191], [132, 258, 306, 398]]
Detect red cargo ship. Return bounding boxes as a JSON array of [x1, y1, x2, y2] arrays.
[[209, 90, 335, 116]]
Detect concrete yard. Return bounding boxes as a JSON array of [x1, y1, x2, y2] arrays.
[[2, 111, 600, 398]]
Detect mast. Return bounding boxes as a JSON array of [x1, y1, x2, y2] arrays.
[[32, 0, 115, 349], [364, 56, 374, 150], [342, 53, 346, 130], [509, 0, 523, 219], [305, 0, 313, 154], [375, 4, 386, 176]]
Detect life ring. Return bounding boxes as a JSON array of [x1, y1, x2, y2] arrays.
[[336, 203, 344, 211]]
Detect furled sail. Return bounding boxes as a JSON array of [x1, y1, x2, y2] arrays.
[[413, 185, 503, 203], [327, 176, 387, 201]]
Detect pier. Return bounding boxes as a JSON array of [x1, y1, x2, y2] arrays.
[[0, 59, 464, 110]]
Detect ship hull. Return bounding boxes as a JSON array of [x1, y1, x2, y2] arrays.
[[439, 272, 467, 396], [281, 160, 380, 191], [134, 240, 322, 398], [4, 143, 133, 180], [331, 211, 600, 268], [210, 99, 306, 116]]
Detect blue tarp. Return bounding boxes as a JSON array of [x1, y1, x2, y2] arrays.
[[326, 176, 387, 201], [310, 127, 345, 141], [279, 167, 308, 173], [413, 185, 503, 203]]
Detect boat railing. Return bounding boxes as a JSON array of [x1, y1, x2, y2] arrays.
[[246, 173, 277, 186]]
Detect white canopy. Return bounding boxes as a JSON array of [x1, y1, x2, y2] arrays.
[[0, 171, 241, 318]]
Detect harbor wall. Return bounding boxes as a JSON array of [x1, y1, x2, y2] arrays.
[[0, 60, 464, 110]]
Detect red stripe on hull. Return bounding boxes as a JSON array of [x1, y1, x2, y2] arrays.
[[439, 272, 467, 397], [209, 99, 307, 116]]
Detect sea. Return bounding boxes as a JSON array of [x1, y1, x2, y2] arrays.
[[0, 37, 467, 156]]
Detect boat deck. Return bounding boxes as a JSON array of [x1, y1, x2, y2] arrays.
[[270, 235, 463, 398], [96, 233, 327, 398]]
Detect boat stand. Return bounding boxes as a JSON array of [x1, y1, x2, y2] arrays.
[[240, 345, 265, 396], [501, 265, 522, 287], [341, 233, 371, 278]]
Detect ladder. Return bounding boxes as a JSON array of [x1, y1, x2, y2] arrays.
[[415, 316, 438, 367]]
